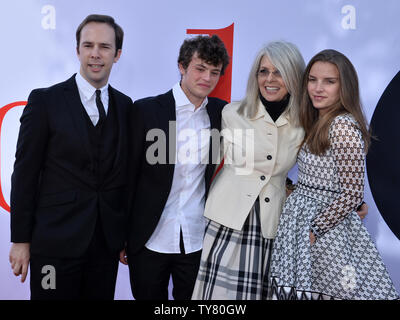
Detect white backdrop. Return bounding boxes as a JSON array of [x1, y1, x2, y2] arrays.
[[0, 0, 399, 299]]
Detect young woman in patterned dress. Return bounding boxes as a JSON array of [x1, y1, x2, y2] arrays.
[[269, 49, 399, 300], [192, 42, 369, 300]]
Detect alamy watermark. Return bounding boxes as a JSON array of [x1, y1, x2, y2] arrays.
[[41, 265, 56, 290], [145, 121, 256, 175]]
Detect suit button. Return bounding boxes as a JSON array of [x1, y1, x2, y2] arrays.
[[260, 175, 266, 181], [267, 155, 272, 160], [265, 197, 270, 203]]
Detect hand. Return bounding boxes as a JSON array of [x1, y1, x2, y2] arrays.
[[286, 187, 293, 198], [9, 243, 30, 283], [309, 232, 316, 245], [356, 202, 368, 220], [119, 248, 128, 265], [285, 180, 296, 198]]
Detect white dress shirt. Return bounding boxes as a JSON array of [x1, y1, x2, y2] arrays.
[[75, 72, 109, 126], [145, 82, 211, 254]]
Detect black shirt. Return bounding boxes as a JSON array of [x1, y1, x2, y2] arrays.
[[259, 94, 290, 122]]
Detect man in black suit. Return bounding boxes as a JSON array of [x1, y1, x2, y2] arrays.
[[125, 35, 230, 300], [9, 14, 132, 300]]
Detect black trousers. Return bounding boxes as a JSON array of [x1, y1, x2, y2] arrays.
[[128, 234, 201, 300], [30, 219, 119, 300]]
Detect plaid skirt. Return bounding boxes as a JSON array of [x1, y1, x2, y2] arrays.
[[192, 199, 274, 300]]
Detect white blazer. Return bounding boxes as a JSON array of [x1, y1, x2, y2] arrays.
[[204, 101, 304, 239]]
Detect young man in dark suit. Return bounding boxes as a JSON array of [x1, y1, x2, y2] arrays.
[[9, 14, 132, 300], [125, 35, 230, 300]]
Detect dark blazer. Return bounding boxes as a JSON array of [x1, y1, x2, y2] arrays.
[[10, 75, 133, 258], [127, 89, 227, 255]]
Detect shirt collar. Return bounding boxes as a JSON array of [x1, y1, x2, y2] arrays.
[[75, 72, 109, 102], [172, 82, 208, 112]]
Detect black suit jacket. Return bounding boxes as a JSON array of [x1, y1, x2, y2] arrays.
[[10, 75, 133, 258], [127, 89, 227, 255]]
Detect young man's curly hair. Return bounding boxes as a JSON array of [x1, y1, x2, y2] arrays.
[[178, 35, 230, 75]]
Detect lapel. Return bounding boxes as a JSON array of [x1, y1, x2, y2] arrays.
[[251, 100, 274, 124], [204, 98, 225, 191], [108, 85, 125, 167], [206, 98, 220, 131], [275, 112, 289, 127], [250, 100, 289, 127], [205, 98, 221, 168], [156, 90, 177, 165], [62, 74, 93, 163]]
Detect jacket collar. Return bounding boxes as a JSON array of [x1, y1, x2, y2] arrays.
[[249, 99, 289, 127]]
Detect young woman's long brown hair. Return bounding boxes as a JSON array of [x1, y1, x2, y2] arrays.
[[299, 49, 370, 155]]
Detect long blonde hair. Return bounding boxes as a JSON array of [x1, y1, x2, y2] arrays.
[[300, 49, 370, 154]]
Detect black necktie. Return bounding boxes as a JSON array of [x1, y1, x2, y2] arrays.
[[95, 89, 106, 127]]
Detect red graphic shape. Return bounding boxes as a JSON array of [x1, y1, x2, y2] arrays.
[[0, 101, 27, 213], [187, 23, 234, 103]]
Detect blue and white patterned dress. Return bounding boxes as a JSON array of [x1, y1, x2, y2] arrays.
[[270, 114, 399, 300]]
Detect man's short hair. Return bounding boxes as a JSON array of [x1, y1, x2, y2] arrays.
[[76, 14, 124, 56], [178, 35, 230, 75]]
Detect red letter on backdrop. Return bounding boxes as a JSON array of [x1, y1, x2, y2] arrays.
[[187, 23, 234, 103], [0, 101, 27, 213], [187, 24, 234, 180]]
